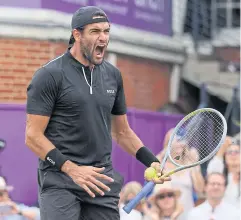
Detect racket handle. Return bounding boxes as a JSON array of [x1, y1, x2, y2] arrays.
[[123, 181, 155, 214]]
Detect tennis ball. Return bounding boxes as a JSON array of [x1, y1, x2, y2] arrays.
[[144, 167, 157, 181]]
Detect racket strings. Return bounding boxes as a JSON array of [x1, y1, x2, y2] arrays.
[[169, 111, 225, 166]]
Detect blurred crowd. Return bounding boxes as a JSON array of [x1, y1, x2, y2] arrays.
[[0, 128, 240, 220], [119, 128, 240, 220], [0, 177, 40, 220]]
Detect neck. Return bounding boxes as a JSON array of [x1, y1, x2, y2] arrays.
[[70, 45, 94, 69], [208, 198, 222, 209]]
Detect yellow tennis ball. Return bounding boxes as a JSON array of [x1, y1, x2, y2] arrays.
[[144, 167, 157, 181]]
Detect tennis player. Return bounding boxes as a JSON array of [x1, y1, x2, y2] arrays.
[[25, 6, 169, 220]]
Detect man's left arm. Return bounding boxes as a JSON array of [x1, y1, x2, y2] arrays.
[[112, 114, 170, 183], [111, 69, 170, 183], [111, 114, 143, 156]]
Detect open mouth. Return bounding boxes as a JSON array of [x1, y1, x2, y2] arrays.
[[95, 45, 105, 57]]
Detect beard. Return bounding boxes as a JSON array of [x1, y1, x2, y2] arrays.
[[80, 40, 105, 66]]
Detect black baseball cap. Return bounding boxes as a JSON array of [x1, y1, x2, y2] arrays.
[[69, 6, 109, 46]]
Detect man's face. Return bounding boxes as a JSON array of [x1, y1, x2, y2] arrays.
[[205, 174, 226, 201], [78, 22, 110, 65]]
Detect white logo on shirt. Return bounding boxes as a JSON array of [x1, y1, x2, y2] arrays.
[[47, 157, 55, 165], [107, 90, 115, 94]]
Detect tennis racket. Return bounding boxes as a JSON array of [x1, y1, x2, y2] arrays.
[[123, 108, 227, 214]]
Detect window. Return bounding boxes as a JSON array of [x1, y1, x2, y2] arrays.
[[217, 8, 227, 27], [232, 8, 240, 26]]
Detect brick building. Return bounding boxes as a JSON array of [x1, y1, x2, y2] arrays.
[[0, 6, 186, 111]]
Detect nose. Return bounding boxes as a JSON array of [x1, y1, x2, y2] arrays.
[[98, 31, 108, 42]]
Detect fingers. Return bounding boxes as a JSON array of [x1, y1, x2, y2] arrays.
[[152, 176, 171, 184], [92, 167, 114, 182], [86, 181, 105, 196], [94, 172, 114, 183], [82, 175, 112, 198], [80, 167, 114, 197], [90, 177, 111, 192], [92, 167, 105, 173], [82, 184, 95, 198], [162, 176, 172, 182]]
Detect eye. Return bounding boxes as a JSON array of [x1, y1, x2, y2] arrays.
[[90, 29, 100, 34]]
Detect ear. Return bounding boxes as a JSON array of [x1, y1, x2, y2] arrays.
[[72, 29, 82, 42]]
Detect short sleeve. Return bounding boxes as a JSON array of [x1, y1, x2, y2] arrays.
[[111, 70, 127, 115], [27, 67, 59, 116]]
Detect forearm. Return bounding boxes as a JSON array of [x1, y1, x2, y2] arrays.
[[25, 131, 55, 160], [112, 128, 160, 168], [25, 131, 71, 171], [112, 127, 143, 156]]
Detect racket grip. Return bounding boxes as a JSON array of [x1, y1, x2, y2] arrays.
[[123, 181, 155, 214]]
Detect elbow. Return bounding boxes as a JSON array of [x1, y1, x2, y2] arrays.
[[112, 127, 132, 143], [25, 131, 32, 149], [25, 129, 37, 150], [111, 131, 119, 144]]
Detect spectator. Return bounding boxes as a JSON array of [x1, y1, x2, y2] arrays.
[[187, 172, 240, 220], [157, 128, 205, 218], [119, 181, 145, 220], [207, 137, 240, 207], [144, 181, 184, 220], [0, 176, 40, 220]]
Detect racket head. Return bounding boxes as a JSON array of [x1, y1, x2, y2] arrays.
[[166, 108, 227, 168]]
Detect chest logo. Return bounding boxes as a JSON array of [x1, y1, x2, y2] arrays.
[[107, 89, 115, 94]]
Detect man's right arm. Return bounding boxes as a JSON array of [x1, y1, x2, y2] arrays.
[[25, 67, 69, 170], [25, 114, 74, 173], [25, 114, 55, 161], [26, 67, 113, 197]]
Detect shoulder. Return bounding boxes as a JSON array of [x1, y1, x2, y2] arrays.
[[31, 54, 66, 83]]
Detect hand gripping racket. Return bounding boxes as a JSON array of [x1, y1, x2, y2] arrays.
[[123, 108, 227, 214]]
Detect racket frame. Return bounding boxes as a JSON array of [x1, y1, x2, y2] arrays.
[[162, 108, 227, 177], [123, 108, 227, 214]]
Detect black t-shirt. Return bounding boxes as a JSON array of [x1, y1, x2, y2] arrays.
[[27, 50, 127, 170]]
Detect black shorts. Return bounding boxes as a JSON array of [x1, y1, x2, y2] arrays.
[[38, 165, 124, 220]]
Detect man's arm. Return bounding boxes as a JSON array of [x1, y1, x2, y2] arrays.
[[25, 114, 55, 161], [111, 70, 170, 183], [111, 114, 143, 156], [111, 114, 171, 183], [25, 114, 71, 172], [26, 67, 69, 170]]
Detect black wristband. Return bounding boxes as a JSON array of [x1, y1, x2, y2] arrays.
[[136, 146, 159, 167], [45, 148, 68, 170]]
